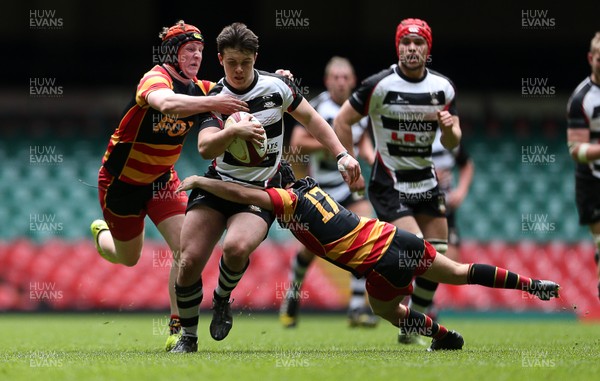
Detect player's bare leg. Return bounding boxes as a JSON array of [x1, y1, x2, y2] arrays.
[[171, 206, 226, 353], [210, 212, 269, 341], [91, 224, 144, 267], [91, 218, 181, 350], [156, 215, 185, 350]]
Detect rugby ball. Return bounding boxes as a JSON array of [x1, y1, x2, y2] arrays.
[[224, 111, 267, 166]]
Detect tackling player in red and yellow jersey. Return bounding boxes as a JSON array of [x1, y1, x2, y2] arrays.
[[90, 20, 249, 351], [268, 184, 395, 277], [175, 162, 560, 353]]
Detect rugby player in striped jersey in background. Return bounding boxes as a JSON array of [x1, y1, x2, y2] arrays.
[[280, 56, 379, 329], [567, 31, 600, 300], [335, 18, 461, 345]]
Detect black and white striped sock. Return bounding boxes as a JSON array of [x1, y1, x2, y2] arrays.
[[408, 239, 446, 313], [214, 257, 249, 300], [348, 277, 367, 311], [175, 278, 203, 337], [288, 251, 311, 296]]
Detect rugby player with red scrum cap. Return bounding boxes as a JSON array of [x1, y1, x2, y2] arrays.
[[90, 20, 252, 351], [334, 18, 462, 345]]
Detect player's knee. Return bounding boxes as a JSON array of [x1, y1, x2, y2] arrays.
[[368, 304, 389, 321], [223, 241, 254, 261], [368, 299, 396, 321]]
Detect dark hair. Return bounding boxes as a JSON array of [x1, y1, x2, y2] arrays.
[[216, 22, 259, 54]]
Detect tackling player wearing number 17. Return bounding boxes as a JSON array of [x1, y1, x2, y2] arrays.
[[176, 162, 560, 352]]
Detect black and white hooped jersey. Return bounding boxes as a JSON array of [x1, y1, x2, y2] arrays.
[[567, 77, 600, 179], [349, 65, 457, 193], [302, 91, 369, 200], [199, 69, 303, 187]]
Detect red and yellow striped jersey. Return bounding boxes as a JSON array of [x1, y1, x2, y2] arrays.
[[265, 177, 396, 277], [102, 65, 215, 185]]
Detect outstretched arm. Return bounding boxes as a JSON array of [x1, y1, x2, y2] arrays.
[[147, 90, 248, 118], [177, 176, 273, 211]]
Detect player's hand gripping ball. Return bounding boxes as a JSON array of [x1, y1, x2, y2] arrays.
[[224, 111, 267, 166]]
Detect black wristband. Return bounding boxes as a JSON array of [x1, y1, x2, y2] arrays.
[[336, 151, 349, 161]]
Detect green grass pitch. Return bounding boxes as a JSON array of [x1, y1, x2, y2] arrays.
[[1, 312, 598, 381]]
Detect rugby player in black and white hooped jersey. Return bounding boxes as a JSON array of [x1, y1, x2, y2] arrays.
[[171, 23, 360, 353], [280, 56, 379, 329], [567, 31, 600, 301], [334, 18, 461, 345]]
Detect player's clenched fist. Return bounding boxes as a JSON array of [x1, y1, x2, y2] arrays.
[[437, 110, 454, 130], [337, 151, 361, 185]]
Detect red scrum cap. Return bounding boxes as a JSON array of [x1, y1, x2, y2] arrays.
[[158, 20, 204, 77], [395, 18, 432, 56], [160, 20, 204, 51]]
